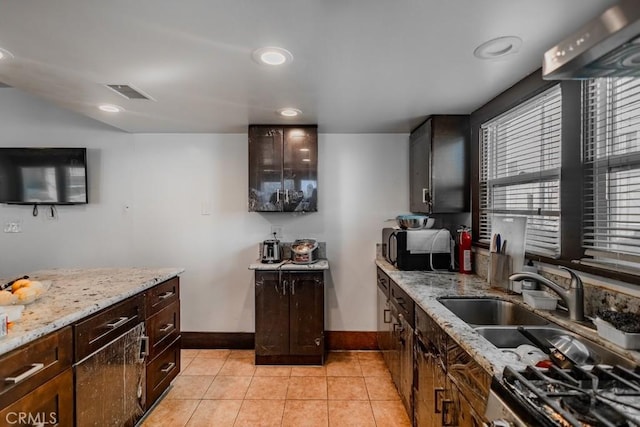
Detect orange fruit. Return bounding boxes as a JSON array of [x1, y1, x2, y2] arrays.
[[11, 279, 31, 292]]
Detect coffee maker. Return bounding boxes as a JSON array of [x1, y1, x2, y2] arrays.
[[261, 234, 281, 263]]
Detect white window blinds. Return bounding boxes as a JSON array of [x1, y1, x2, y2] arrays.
[[480, 85, 562, 257], [583, 78, 640, 271]]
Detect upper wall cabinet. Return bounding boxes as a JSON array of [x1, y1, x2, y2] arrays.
[[249, 125, 318, 212], [410, 115, 470, 214]]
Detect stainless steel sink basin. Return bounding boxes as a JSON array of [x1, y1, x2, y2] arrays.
[[437, 297, 550, 326], [475, 325, 632, 367]]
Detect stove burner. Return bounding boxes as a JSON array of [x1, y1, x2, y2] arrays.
[[561, 395, 630, 426]]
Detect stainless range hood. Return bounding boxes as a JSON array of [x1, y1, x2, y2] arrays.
[[543, 0, 640, 79]]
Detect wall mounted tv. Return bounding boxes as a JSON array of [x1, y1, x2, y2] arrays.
[[0, 148, 88, 205]]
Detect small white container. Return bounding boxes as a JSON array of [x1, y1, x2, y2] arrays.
[[594, 317, 640, 350], [522, 290, 558, 310]]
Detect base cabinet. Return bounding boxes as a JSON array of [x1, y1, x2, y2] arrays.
[[255, 270, 325, 364]]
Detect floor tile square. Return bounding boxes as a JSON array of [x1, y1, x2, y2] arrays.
[[141, 398, 199, 427], [290, 366, 327, 377], [196, 349, 231, 359], [185, 399, 242, 427], [287, 376, 328, 400], [181, 358, 225, 376], [360, 359, 391, 377], [245, 376, 289, 400], [325, 353, 362, 377], [356, 351, 384, 362], [370, 400, 412, 427], [228, 349, 255, 359], [233, 399, 285, 427], [327, 377, 368, 401], [165, 375, 215, 400], [203, 376, 252, 400], [254, 366, 292, 377], [364, 376, 401, 401], [282, 400, 328, 427], [181, 349, 200, 358], [218, 358, 256, 376], [327, 400, 376, 427]]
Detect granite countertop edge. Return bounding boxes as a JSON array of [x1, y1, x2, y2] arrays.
[[0, 267, 185, 355], [249, 259, 330, 270], [375, 258, 640, 378]]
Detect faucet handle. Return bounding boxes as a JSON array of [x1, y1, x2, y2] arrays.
[[559, 266, 583, 289]]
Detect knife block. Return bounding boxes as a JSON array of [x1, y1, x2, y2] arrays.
[[489, 253, 511, 289]]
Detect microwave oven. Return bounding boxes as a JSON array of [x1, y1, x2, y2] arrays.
[[382, 228, 453, 271]]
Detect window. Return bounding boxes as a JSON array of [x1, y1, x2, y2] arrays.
[[479, 85, 562, 257], [582, 78, 640, 272]]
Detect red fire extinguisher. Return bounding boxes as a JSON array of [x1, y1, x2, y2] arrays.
[[457, 226, 472, 274]]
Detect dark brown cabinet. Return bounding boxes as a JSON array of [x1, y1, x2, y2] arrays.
[[145, 277, 181, 407], [410, 115, 470, 213], [249, 125, 318, 212], [255, 270, 325, 364]]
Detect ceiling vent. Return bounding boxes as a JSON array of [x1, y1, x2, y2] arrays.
[[105, 84, 153, 100]]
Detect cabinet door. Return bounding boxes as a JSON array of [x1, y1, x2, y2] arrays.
[[255, 272, 290, 356], [410, 119, 432, 213], [415, 340, 435, 427], [289, 272, 324, 355], [249, 126, 284, 212], [398, 316, 414, 418], [282, 126, 318, 212], [431, 116, 470, 213]]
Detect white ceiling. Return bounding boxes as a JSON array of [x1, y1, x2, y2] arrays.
[[0, 0, 617, 133]]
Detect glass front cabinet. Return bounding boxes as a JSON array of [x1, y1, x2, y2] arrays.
[[248, 125, 318, 212]]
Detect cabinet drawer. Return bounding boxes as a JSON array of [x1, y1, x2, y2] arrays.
[[75, 294, 145, 361], [390, 280, 415, 328], [376, 268, 390, 298], [147, 336, 180, 406], [0, 368, 74, 427], [147, 300, 180, 361], [146, 277, 180, 317], [0, 327, 72, 408]]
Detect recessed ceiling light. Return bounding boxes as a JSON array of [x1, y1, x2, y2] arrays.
[[0, 47, 14, 61], [98, 104, 123, 113], [277, 108, 302, 117], [473, 36, 522, 60], [252, 47, 293, 66]]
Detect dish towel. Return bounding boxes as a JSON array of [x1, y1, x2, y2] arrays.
[[406, 229, 451, 254]]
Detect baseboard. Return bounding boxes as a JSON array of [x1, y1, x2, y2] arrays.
[[181, 332, 255, 349], [181, 331, 378, 351], [325, 331, 378, 350]]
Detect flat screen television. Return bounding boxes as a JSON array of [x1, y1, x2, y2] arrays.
[[0, 148, 88, 205]]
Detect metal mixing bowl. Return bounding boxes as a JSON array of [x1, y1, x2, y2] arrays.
[[395, 215, 434, 229]]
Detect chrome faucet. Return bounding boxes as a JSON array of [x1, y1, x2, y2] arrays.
[[509, 266, 585, 321]]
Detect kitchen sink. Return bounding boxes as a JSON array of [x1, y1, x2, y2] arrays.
[[475, 325, 632, 367], [437, 297, 550, 326]]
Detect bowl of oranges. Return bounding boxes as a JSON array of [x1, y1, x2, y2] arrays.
[[0, 278, 51, 305]]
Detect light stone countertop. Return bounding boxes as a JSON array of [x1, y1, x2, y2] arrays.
[[249, 259, 329, 270], [0, 267, 184, 355], [376, 258, 640, 378]]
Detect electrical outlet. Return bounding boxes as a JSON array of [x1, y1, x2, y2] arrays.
[[270, 225, 283, 238], [3, 220, 22, 233]]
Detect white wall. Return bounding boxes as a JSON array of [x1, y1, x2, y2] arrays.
[[0, 88, 409, 331]]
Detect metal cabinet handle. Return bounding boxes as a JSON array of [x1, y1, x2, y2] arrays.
[[422, 188, 428, 203], [383, 309, 391, 324], [5, 363, 44, 384], [442, 400, 455, 426], [291, 279, 295, 295], [285, 189, 290, 204], [158, 291, 174, 300], [434, 387, 444, 413], [161, 362, 176, 374], [159, 323, 174, 333], [106, 316, 129, 329], [276, 189, 281, 203], [282, 280, 287, 296], [140, 336, 150, 360], [314, 338, 321, 346]]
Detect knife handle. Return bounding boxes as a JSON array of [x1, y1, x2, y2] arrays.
[[1, 275, 29, 291]]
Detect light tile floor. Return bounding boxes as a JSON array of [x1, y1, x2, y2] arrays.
[[141, 350, 411, 427]]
